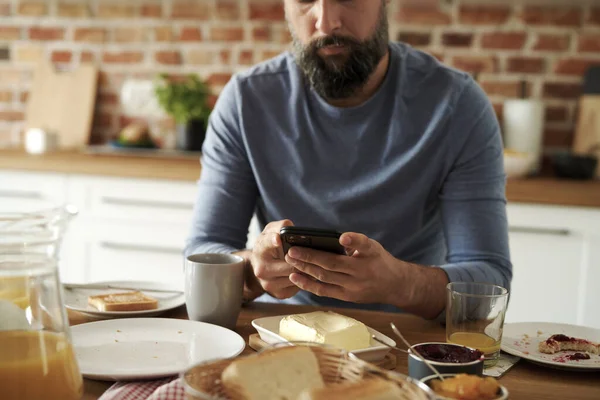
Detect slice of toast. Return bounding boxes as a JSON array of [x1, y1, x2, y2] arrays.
[[88, 291, 158, 312]]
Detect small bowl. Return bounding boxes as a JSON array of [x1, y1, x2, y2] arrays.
[[408, 342, 484, 380], [421, 373, 509, 400], [551, 152, 598, 180]]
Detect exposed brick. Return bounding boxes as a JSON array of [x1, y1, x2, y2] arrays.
[[15, 45, 43, 62], [555, 58, 600, 76], [249, 1, 285, 21], [141, 4, 162, 18], [102, 51, 144, 64], [278, 29, 292, 44], [0, 3, 10, 16], [253, 26, 271, 42], [216, 1, 240, 20], [396, 5, 451, 25], [492, 103, 503, 122], [545, 105, 569, 123], [51, 50, 72, 63], [57, 3, 89, 18], [0, 47, 8, 61], [259, 50, 282, 62], [506, 57, 546, 74], [578, 35, 600, 53], [543, 82, 581, 99], [481, 81, 531, 98], [398, 32, 431, 47], [207, 73, 233, 87], [442, 32, 473, 47], [533, 34, 571, 51], [590, 8, 600, 25], [19, 91, 28, 103], [210, 27, 244, 42], [114, 27, 146, 43], [154, 26, 173, 42], [18, 1, 47, 16], [178, 27, 202, 41], [155, 51, 182, 65], [98, 92, 118, 105], [0, 27, 21, 40], [458, 5, 511, 25], [0, 91, 12, 102], [81, 51, 95, 63], [427, 51, 445, 63], [543, 127, 574, 148], [219, 50, 231, 64], [98, 3, 136, 18], [0, 69, 25, 84], [520, 7, 582, 27], [481, 32, 527, 50], [452, 56, 498, 74], [238, 49, 254, 65], [187, 50, 214, 65], [171, 1, 211, 20], [74, 28, 106, 43], [29, 27, 65, 41], [0, 110, 24, 121], [94, 112, 114, 128]]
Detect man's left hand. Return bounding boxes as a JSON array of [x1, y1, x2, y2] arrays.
[[286, 232, 412, 306]]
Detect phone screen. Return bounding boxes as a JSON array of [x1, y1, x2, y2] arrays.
[[280, 226, 345, 255]]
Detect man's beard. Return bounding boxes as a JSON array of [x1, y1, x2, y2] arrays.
[[290, 4, 389, 100]]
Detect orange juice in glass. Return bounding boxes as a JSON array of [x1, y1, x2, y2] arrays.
[[446, 282, 509, 367], [0, 256, 83, 399]]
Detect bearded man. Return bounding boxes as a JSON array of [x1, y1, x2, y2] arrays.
[[185, 0, 512, 319]]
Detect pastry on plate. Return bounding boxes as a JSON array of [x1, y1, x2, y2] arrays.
[[538, 334, 599, 355]]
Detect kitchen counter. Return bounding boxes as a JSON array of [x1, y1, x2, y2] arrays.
[[1, 149, 600, 208]]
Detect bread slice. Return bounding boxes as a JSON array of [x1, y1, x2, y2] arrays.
[[297, 378, 406, 400], [88, 291, 158, 312], [538, 334, 599, 355], [221, 346, 324, 400]]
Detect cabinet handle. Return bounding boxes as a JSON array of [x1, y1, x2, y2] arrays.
[[100, 241, 183, 255], [101, 197, 193, 210], [509, 226, 571, 236], [0, 190, 43, 199]]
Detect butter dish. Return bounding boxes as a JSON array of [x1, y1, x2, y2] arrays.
[[251, 314, 396, 362]]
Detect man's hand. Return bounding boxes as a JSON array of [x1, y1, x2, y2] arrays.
[[286, 232, 449, 319], [247, 219, 300, 300]]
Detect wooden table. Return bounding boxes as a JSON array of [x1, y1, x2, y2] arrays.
[[73, 303, 600, 400]]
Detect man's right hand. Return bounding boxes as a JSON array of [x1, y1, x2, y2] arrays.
[[249, 219, 300, 299]]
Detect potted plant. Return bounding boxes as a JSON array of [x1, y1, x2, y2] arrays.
[[154, 73, 212, 152]]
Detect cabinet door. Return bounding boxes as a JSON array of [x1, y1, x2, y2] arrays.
[[0, 171, 67, 211], [505, 226, 583, 325]]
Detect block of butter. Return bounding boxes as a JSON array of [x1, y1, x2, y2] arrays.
[[278, 311, 371, 351]]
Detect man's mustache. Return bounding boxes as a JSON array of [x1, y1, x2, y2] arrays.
[[309, 35, 362, 51]]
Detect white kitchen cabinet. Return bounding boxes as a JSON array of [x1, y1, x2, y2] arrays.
[[506, 204, 600, 329]]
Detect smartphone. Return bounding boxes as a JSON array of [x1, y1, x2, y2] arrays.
[[279, 226, 346, 256]]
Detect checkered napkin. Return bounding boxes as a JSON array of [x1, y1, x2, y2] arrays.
[[98, 378, 185, 400]]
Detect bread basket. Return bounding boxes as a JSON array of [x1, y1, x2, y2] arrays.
[[182, 342, 434, 399]]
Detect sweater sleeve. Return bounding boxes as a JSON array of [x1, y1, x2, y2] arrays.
[[184, 76, 259, 257], [438, 77, 513, 293]]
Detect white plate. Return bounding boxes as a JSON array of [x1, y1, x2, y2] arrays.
[[71, 318, 246, 381], [63, 280, 185, 318], [501, 322, 600, 371], [251, 315, 396, 363]]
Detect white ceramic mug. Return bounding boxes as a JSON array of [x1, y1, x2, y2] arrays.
[[184, 253, 244, 330]]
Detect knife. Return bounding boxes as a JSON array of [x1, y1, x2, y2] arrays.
[[62, 283, 183, 294]]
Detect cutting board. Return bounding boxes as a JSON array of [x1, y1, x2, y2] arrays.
[[248, 333, 398, 370], [573, 66, 600, 177], [25, 61, 98, 149]]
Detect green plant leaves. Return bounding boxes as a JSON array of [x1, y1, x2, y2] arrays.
[[153, 73, 212, 125]]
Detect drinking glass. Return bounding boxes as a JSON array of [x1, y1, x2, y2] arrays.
[[446, 282, 509, 367], [0, 206, 83, 399]]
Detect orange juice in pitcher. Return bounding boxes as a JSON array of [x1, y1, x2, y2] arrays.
[[0, 330, 83, 399]]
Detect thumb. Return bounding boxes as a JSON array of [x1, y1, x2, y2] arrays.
[[339, 232, 378, 256]]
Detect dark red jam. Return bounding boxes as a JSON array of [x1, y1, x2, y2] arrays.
[[413, 344, 483, 364], [566, 353, 591, 361], [551, 334, 572, 342]]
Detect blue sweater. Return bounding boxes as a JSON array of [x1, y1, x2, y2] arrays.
[[185, 42, 512, 313]]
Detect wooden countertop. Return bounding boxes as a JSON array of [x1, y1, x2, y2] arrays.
[[1, 149, 600, 208], [74, 303, 600, 400]]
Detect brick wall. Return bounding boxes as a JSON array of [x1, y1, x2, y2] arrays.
[[0, 0, 599, 150]]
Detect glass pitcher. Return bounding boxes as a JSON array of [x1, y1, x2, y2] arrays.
[[0, 205, 83, 400]]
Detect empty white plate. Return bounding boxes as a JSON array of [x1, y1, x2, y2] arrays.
[[71, 318, 246, 381], [251, 314, 396, 363], [63, 280, 185, 318]]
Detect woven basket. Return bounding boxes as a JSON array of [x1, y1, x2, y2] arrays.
[[181, 343, 434, 400]]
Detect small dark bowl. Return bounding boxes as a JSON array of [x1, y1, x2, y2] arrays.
[[551, 153, 598, 180], [421, 373, 509, 400], [408, 342, 484, 381]]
